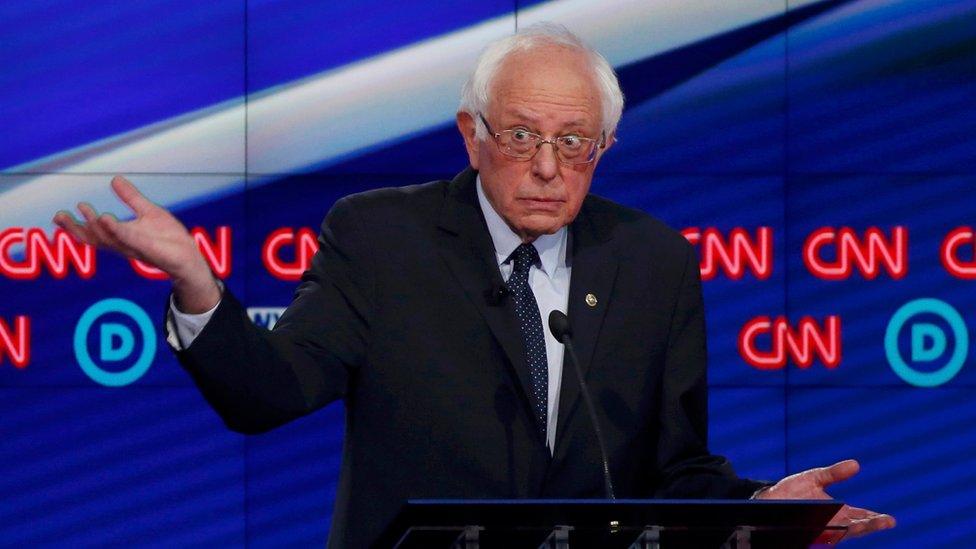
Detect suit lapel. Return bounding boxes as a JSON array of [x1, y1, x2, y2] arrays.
[[553, 198, 619, 457], [434, 168, 536, 412]]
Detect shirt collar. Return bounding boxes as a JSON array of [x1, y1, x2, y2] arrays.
[[476, 175, 567, 276]]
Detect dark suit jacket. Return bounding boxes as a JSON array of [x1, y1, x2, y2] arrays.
[[174, 167, 764, 548]]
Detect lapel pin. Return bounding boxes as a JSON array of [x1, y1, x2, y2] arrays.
[[585, 293, 598, 307]]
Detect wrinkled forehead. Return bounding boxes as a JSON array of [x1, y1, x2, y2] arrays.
[[488, 45, 603, 128]]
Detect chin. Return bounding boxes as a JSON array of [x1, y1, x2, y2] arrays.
[[517, 218, 567, 238]]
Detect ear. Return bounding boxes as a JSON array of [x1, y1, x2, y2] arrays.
[[589, 130, 615, 170], [602, 130, 616, 154], [456, 111, 481, 170]]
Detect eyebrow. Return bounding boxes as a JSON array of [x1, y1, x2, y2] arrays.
[[561, 119, 590, 129]]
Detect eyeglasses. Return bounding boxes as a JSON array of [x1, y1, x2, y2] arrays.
[[479, 114, 606, 165]]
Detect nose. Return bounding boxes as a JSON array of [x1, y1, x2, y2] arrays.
[[531, 142, 559, 182]]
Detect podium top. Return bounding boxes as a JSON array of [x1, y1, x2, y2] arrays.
[[380, 499, 844, 548]]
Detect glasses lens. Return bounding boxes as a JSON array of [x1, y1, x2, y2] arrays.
[[499, 130, 538, 158], [557, 136, 595, 164]]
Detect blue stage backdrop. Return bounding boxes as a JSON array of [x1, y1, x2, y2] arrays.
[[1, 0, 975, 546]]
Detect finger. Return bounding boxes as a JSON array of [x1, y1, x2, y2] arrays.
[[76, 203, 111, 246], [77, 202, 100, 224], [78, 203, 120, 250], [111, 175, 156, 217], [53, 211, 95, 245], [843, 513, 896, 539], [830, 504, 871, 527], [830, 505, 896, 539], [88, 216, 118, 251], [834, 504, 872, 521], [814, 459, 860, 488], [96, 214, 134, 255]]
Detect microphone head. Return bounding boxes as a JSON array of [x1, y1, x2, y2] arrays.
[[548, 310, 572, 342]]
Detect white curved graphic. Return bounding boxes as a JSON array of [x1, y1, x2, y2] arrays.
[[1, 0, 785, 232]]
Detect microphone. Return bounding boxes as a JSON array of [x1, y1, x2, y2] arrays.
[[484, 284, 508, 306], [548, 310, 615, 501]]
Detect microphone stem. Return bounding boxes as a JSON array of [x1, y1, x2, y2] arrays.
[[563, 338, 615, 501]]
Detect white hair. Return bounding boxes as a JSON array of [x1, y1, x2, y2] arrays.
[[459, 22, 624, 140]]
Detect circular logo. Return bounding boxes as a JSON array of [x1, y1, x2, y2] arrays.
[[884, 298, 968, 388], [74, 298, 157, 387]]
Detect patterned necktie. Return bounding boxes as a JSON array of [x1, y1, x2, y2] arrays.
[[506, 243, 548, 442]]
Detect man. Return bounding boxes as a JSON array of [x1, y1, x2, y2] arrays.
[[55, 24, 894, 548]]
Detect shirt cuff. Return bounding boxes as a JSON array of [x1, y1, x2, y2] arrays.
[[165, 280, 223, 350]]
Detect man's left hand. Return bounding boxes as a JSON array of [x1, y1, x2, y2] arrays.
[[756, 459, 896, 543]]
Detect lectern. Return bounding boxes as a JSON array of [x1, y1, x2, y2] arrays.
[[378, 499, 844, 548]]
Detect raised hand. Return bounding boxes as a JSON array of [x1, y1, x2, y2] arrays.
[[53, 175, 221, 313], [757, 459, 896, 543]]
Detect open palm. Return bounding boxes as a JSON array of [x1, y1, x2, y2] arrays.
[[757, 460, 896, 543], [53, 175, 220, 312]]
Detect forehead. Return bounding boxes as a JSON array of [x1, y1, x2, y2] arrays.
[[488, 45, 602, 128]]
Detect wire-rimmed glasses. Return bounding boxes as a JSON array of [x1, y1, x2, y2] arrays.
[[479, 113, 606, 165]]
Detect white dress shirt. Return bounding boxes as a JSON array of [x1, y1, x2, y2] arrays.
[[169, 177, 572, 451]]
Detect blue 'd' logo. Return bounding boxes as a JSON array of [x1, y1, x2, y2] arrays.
[[884, 298, 968, 388], [73, 298, 157, 387]]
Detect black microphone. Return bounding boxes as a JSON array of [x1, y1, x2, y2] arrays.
[[548, 310, 615, 501], [484, 284, 508, 306]]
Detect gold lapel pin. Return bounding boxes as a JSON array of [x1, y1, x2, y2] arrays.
[[585, 293, 598, 307]]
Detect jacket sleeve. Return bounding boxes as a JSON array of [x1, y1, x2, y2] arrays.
[[653, 241, 769, 498], [172, 196, 375, 434]]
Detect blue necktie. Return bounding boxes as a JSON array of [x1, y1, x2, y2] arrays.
[[507, 243, 548, 442]]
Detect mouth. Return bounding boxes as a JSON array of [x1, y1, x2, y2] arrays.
[[518, 197, 565, 212]]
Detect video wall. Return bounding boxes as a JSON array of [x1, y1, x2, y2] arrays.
[[1, 0, 975, 546]]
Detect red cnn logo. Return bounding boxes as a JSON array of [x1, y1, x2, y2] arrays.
[[130, 226, 233, 280], [262, 227, 319, 281], [683, 227, 773, 281], [941, 226, 976, 279], [803, 226, 908, 280], [739, 316, 842, 370], [0, 316, 30, 369], [0, 228, 95, 280]]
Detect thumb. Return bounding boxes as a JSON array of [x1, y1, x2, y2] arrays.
[[815, 459, 860, 488]]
